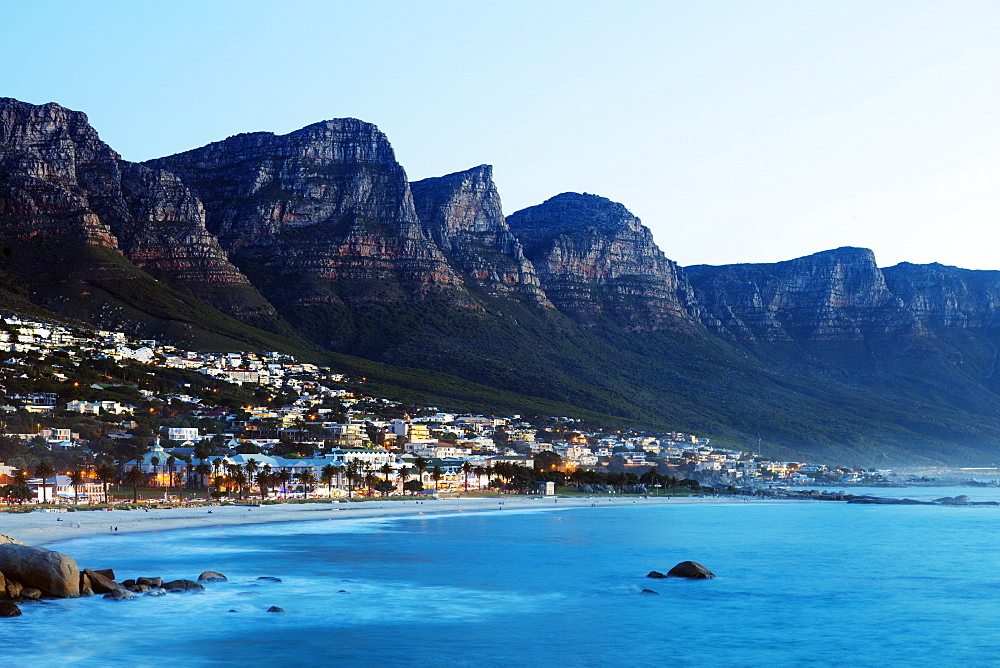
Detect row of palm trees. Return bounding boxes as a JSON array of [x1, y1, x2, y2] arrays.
[[2, 453, 517, 506], [191, 456, 501, 501]]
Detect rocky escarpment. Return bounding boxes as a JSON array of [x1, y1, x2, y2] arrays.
[[410, 165, 551, 305], [506, 193, 699, 330], [0, 98, 118, 247], [0, 98, 275, 320], [146, 119, 467, 307], [883, 262, 1000, 329], [686, 247, 920, 342]]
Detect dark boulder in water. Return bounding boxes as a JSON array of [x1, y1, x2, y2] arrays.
[[163, 579, 205, 592], [198, 571, 228, 583], [646, 571, 667, 579], [257, 576, 282, 583], [136, 577, 162, 588], [267, 606, 285, 613], [667, 561, 716, 579], [0, 600, 22, 617], [640, 589, 660, 595]]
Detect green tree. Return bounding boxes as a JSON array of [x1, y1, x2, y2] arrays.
[[397, 465, 411, 494], [277, 469, 292, 499], [69, 469, 85, 506], [297, 470, 316, 497], [344, 462, 360, 499], [33, 460, 55, 504], [431, 465, 443, 491], [534, 450, 562, 472], [321, 464, 339, 499], [124, 466, 145, 503], [373, 479, 394, 497], [461, 461, 473, 493], [95, 462, 116, 503], [414, 457, 428, 486], [166, 455, 177, 500]]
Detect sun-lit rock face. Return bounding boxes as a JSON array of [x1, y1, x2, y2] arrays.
[[882, 262, 1000, 329], [410, 164, 551, 306], [685, 247, 920, 341], [506, 192, 699, 330], [147, 119, 469, 307], [0, 97, 274, 319]]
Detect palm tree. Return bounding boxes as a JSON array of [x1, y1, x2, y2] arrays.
[[256, 471, 272, 500], [9, 469, 31, 505], [166, 455, 177, 500], [278, 469, 292, 499], [363, 472, 377, 496], [230, 468, 248, 499], [461, 461, 472, 494], [69, 469, 85, 506], [297, 470, 316, 498], [95, 462, 116, 504], [397, 465, 410, 494], [321, 464, 338, 499], [150, 456, 160, 487], [245, 458, 260, 489], [431, 465, 443, 491], [211, 457, 224, 481], [473, 465, 486, 491], [124, 466, 145, 503], [414, 457, 428, 486], [667, 475, 679, 496], [345, 462, 360, 499], [33, 460, 55, 504]]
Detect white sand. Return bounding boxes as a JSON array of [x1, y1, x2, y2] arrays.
[[0, 495, 758, 547]]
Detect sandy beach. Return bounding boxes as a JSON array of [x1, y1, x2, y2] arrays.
[[0, 495, 755, 547]]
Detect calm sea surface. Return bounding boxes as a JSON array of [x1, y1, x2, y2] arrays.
[[6, 489, 1000, 667]]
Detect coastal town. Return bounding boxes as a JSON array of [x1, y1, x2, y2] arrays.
[[0, 314, 891, 505]]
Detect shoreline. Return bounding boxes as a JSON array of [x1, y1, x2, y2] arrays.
[[1, 495, 780, 548]]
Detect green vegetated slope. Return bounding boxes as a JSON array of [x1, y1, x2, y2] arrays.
[[238, 261, 1000, 465], [0, 239, 637, 429], [7, 238, 1000, 467], [274, 279, 1000, 466]]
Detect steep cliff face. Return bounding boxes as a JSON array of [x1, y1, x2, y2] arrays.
[[0, 98, 274, 320], [686, 247, 919, 341], [410, 165, 551, 305], [0, 98, 119, 247], [505, 193, 698, 329], [146, 120, 467, 307], [883, 262, 1000, 329]]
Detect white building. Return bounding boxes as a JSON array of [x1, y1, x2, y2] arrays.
[[167, 427, 201, 442]]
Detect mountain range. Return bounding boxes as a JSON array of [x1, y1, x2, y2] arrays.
[[3, 97, 1000, 467]]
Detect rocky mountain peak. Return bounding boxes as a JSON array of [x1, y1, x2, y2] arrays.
[[410, 165, 551, 305], [0, 97, 275, 321], [147, 117, 467, 307], [506, 192, 699, 330]]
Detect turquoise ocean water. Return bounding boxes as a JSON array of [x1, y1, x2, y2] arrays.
[[5, 488, 1000, 667]]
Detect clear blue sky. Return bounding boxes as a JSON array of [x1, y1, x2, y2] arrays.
[[4, 1, 1000, 269]]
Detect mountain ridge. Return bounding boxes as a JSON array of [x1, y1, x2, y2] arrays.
[[4, 97, 1000, 466]]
